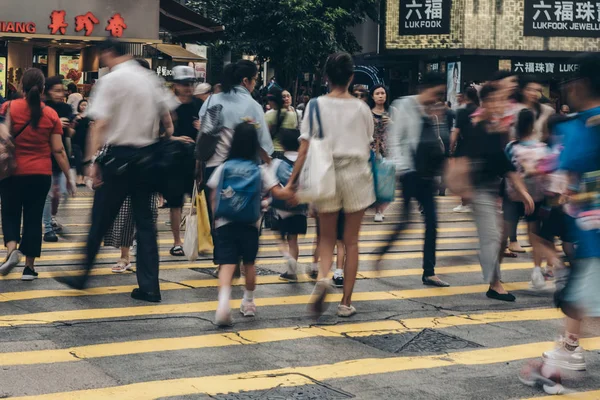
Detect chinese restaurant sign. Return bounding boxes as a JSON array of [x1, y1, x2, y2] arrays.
[[510, 59, 580, 74], [399, 0, 452, 35], [524, 0, 600, 37], [0, 0, 158, 40]]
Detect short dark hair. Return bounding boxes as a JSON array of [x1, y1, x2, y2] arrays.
[[464, 86, 480, 106], [135, 58, 151, 70], [420, 72, 446, 89], [222, 60, 258, 93], [227, 122, 260, 162], [516, 108, 535, 140], [324, 52, 354, 87], [479, 83, 498, 101], [45, 76, 63, 93], [279, 128, 300, 152], [67, 82, 77, 93], [572, 52, 600, 98], [98, 38, 128, 57]]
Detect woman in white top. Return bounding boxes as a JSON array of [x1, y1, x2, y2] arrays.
[[288, 52, 375, 318]]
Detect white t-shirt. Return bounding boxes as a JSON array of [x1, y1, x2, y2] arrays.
[[271, 151, 303, 219], [207, 162, 279, 228], [67, 93, 83, 115], [300, 97, 373, 161]]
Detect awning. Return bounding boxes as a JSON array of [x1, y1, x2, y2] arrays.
[[153, 43, 207, 62], [159, 0, 224, 42]]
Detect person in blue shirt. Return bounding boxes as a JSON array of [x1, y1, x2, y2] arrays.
[[531, 53, 600, 378]]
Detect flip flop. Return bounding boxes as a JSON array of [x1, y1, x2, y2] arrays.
[[503, 250, 518, 258], [170, 246, 185, 257]]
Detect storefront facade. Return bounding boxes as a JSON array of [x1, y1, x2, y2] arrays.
[[380, 0, 600, 102]]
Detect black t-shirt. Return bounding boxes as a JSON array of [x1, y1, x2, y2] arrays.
[[174, 98, 202, 142], [453, 103, 478, 157], [46, 100, 73, 172], [462, 120, 515, 186]]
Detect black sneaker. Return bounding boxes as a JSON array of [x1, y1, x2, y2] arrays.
[[309, 270, 318, 280], [21, 266, 39, 281], [332, 275, 344, 288], [279, 272, 298, 282], [131, 288, 162, 303], [43, 231, 58, 242]]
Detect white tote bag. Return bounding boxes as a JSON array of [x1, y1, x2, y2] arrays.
[[183, 183, 199, 262], [296, 99, 336, 204]]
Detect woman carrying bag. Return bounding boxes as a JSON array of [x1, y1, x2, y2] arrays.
[[0, 68, 74, 280]]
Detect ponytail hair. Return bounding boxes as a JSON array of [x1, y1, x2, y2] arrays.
[[221, 60, 258, 93], [22, 68, 45, 129]]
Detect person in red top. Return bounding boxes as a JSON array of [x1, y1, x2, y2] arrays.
[[0, 68, 73, 281]]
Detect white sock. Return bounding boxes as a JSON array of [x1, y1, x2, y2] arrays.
[[282, 251, 292, 260], [243, 290, 254, 302], [311, 262, 318, 272], [333, 268, 343, 279], [287, 258, 297, 274], [218, 286, 231, 310]]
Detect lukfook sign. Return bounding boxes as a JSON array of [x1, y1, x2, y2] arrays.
[[399, 0, 452, 35], [524, 0, 600, 37]]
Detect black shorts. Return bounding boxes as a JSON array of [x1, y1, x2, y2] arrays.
[[278, 214, 308, 237], [503, 198, 543, 223], [539, 206, 575, 244], [214, 223, 259, 265], [316, 211, 345, 241]]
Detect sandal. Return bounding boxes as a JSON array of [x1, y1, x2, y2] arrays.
[[170, 246, 185, 257], [112, 259, 132, 274], [503, 250, 518, 258]]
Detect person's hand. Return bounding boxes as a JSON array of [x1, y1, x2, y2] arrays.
[[60, 117, 70, 129], [86, 164, 103, 189], [522, 193, 535, 216], [193, 118, 201, 131], [172, 135, 195, 144], [65, 176, 76, 197]]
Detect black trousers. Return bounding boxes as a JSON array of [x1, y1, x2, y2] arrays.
[[377, 172, 438, 278], [0, 175, 52, 258], [84, 147, 160, 293]]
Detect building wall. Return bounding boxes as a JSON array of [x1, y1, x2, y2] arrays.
[[386, 0, 600, 52]]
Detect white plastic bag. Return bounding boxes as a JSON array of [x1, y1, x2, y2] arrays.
[[296, 99, 336, 203], [183, 183, 199, 262]]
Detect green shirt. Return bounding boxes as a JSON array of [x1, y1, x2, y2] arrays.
[[265, 109, 301, 151]]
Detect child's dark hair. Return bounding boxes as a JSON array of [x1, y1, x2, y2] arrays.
[[227, 122, 260, 162], [279, 128, 300, 152], [516, 108, 535, 140]]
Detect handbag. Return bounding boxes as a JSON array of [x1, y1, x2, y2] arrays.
[[195, 95, 224, 162], [183, 182, 200, 261], [370, 151, 396, 203], [0, 102, 38, 181], [196, 188, 214, 254], [296, 98, 336, 203]]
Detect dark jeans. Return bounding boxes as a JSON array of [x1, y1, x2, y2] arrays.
[[0, 175, 51, 258], [378, 172, 437, 278], [84, 146, 160, 293]]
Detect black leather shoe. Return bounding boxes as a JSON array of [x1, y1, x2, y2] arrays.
[[131, 288, 162, 303], [44, 231, 58, 242], [54, 275, 87, 290], [486, 289, 516, 302]]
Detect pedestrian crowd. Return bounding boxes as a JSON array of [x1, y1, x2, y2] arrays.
[[0, 38, 598, 391]]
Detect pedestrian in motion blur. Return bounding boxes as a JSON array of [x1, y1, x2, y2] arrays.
[[287, 52, 375, 318], [0, 68, 73, 281], [55, 39, 174, 303]]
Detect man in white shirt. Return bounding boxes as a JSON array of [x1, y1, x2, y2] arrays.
[[55, 39, 174, 303]]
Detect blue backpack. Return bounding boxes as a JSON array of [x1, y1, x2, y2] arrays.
[[214, 159, 262, 224], [272, 157, 308, 213]]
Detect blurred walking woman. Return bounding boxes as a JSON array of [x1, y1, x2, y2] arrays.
[[288, 52, 375, 318], [0, 68, 72, 280]]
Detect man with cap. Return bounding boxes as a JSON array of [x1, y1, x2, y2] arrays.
[[194, 82, 212, 104], [167, 65, 202, 257]]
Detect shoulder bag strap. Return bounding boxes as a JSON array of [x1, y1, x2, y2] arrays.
[[10, 104, 46, 140], [313, 98, 323, 139]]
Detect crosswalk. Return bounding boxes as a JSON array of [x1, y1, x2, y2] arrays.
[[0, 195, 598, 399]]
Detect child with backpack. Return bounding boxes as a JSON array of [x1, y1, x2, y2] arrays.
[[271, 129, 308, 282], [206, 122, 292, 327]]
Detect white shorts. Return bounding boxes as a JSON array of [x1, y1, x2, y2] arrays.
[[315, 157, 375, 214]]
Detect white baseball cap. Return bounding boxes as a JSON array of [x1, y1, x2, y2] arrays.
[[172, 66, 195, 82], [194, 83, 212, 96]]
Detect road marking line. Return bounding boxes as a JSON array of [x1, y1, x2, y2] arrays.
[[0, 263, 534, 302], [0, 281, 531, 327], [8, 337, 600, 400], [0, 307, 564, 367], [522, 390, 600, 399]]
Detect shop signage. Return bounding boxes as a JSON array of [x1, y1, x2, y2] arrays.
[[510, 59, 580, 74], [524, 0, 600, 37], [49, 10, 127, 37], [399, 0, 452, 35], [0, 21, 36, 34]]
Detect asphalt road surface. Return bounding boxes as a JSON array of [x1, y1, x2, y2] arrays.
[[0, 191, 598, 399]]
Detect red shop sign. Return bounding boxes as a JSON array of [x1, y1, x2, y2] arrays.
[[0, 21, 37, 34]]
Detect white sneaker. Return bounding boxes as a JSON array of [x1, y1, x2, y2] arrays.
[[543, 338, 586, 371], [374, 212, 384, 222], [337, 304, 357, 317], [453, 205, 472, 213], [0, 250, 22, 276], [240, 299, 256, 317], [130, 240, 137, 256], [530, 266, 547, 290], [215, 306, 232, 327]]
